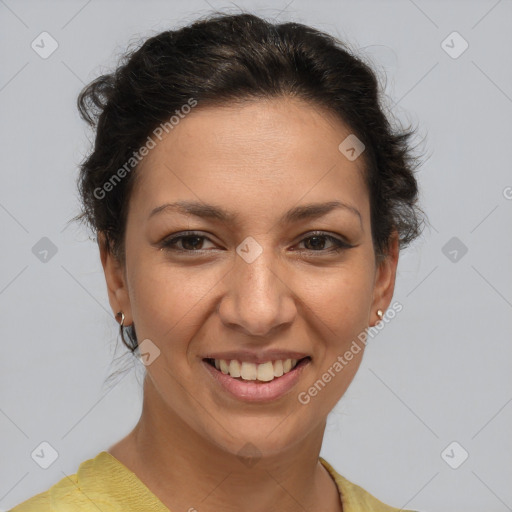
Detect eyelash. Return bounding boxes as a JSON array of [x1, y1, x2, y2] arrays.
[[160, 231, 352, 255]]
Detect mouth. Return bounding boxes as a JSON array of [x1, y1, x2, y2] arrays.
[[202, 356, 312, 402], [203, 356, 312, 383]]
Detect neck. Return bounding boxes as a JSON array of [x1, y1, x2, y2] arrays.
[[108, 374, 343, 512]]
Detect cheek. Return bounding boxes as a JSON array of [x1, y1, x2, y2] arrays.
[[298, 261, 374, 334], [128, 260, 224, 343]]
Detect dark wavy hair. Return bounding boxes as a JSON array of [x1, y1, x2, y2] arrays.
[[73, 11, 426, 354]]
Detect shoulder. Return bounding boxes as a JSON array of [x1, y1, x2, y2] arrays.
[[9, 454, 122, 512], [9, 479, 122, 512], [319, 456, 421, 512], [9, 490, 52, 512]]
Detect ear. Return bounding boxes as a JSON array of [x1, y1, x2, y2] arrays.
[[370, 230, 399, 326], [98, 232, 132, 326]]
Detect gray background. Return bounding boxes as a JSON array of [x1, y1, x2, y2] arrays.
[[1, 1, 511, 511]]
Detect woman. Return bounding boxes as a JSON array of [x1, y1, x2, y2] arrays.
[[11, 11, 424, 512]]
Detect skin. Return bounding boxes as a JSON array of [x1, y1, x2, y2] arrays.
[[99, 96, 399, 512]]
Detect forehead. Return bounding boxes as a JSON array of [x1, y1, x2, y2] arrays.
[[130, 97, 369, 224]]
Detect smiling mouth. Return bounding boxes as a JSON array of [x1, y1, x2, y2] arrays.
[[203, 356, 311, 382]]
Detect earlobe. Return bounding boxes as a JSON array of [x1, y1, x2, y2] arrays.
[[97, 232, 133, 325]]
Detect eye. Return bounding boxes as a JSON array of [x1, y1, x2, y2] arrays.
[[160, 230, 352, 255], [160, 232, 216, 252], [295, 232, 352, 254]]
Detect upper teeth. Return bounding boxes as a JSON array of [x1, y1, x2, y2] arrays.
[[214, 358, 300, 381]]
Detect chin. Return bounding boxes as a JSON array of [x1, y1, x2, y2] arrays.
[[204, 415, 314, 459]]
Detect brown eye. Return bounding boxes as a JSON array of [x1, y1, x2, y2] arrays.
[[161, 232, 216, 252], [160, 231, 352, 255], [297, 233, 351, 253]]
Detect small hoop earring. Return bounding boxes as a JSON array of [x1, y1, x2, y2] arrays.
[[116, 311, 125, 327], [377, 309, 383, 320]]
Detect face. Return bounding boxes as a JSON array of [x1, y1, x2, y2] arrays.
[[101, 96, 398, 458]]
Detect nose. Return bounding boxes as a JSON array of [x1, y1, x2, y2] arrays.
[[217, 247, 297, 337]]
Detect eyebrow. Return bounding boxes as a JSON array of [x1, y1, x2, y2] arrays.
[[149, 199, 363, 229]]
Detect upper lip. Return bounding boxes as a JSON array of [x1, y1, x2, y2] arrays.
[[202, 350, 311, 364]]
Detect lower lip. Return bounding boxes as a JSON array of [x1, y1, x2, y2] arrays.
[[202, 358, 311, 402]]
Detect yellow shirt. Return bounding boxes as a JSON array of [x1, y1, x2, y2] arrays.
[[9, 451, 418, 511]]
